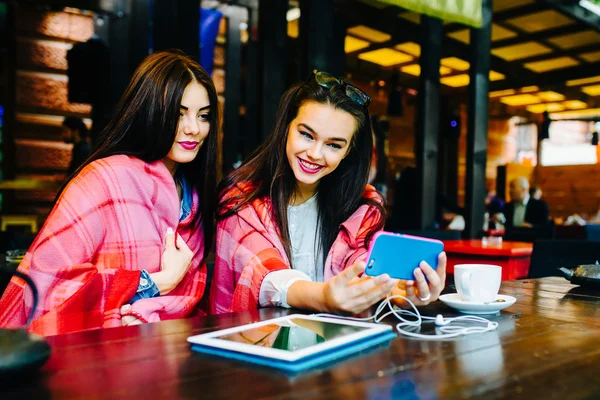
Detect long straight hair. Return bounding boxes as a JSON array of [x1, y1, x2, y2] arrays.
[[218, 76, 385, 266], [57, 50, 221, 256]]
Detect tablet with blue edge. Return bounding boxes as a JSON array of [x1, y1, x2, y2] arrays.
[[187, 314, 396, 373]]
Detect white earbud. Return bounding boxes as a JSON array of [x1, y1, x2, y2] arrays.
[[313, 295, 499, 340]]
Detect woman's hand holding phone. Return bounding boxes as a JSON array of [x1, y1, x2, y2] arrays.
[[391, 251, 447, 307], [322, 261, 397, 315]]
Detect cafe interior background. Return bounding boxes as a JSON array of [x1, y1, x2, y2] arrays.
[[2, 0, 600, 257]]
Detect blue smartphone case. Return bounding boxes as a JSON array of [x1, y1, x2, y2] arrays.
[[364, 232, 444, 280]]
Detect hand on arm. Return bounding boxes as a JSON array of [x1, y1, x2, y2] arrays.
[[150, 227, 194, 295], [391, 251, 447, 308], [286, 261, 396, 315], [120, 304, 144, 326]]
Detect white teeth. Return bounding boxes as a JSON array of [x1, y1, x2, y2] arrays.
[[299, 159, 321, 170]]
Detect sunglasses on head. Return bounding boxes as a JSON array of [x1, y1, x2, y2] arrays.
[[309, 69, 371, 107]]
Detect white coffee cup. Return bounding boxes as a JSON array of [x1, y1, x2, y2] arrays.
[[454, 264, 502, 303]]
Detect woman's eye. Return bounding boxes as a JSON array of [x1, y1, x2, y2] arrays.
[[300, 132, 313, 140], [198, 113, 210, 120], [328, 143, 342, 150]]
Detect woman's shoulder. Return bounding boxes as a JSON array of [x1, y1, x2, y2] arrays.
[[80, 155, 167, 182], [352, 184, 385, 223], [221, 180, 258, 199], [219, 181, 272, 219], [362, 184, 384, 205]]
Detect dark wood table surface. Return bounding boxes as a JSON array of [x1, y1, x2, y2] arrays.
[[3, 277, 600, 399]]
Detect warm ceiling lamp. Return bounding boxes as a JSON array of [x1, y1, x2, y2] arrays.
[[400, 64, 452, 76], [345, 36, 371, 53], [347, 25, 391, 43], [499, 94, 541, 106], [440, 57, 470, 71], [358, 48, 413, 67]]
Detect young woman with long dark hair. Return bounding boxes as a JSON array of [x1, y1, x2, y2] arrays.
[[0, 51, 220, 335], [210, 71, 445, 315]]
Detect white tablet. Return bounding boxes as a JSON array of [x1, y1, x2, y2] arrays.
[[187, 314, 394, 363]]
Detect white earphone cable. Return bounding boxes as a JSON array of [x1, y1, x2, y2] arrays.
[[314, 295, 498, 340]]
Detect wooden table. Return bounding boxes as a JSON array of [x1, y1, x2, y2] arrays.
[[443, 239, 533, 280], [2, 277, 600, 399]]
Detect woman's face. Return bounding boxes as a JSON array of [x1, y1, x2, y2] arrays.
[[286, 101, 357, 193], [163, 81, 211, 175]]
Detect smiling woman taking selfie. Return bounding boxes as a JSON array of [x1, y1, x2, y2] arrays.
[[0, 51, 220, 335], [210, 70, 446, 315]]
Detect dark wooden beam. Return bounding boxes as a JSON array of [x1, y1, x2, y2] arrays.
[[512, 42, 600, 64], [465, 0, 493, 239], [415, 15, 442, 230], [300, 0, 346, 76], [443, 2, 551, 33], [129, 0, 151, 73], [152, 0, 199, 58], [494, 2, 551, 21], [538, 60, 600, 84], [491, 24, 585, 48], [343, 1, 540, 93], [540, 0, 600, 32], [222, 7, 244, 172], [258, 0, 288, 140], [243, 3, 260, 158], [107, 1, 131, 108]]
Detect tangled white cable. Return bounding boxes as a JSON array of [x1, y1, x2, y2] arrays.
[[315, 295, 498, 340]]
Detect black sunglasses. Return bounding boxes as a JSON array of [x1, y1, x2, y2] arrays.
[[309, 69, 371, 107]]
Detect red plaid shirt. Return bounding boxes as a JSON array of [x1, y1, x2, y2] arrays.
[[209, 183, 383, 314], [0, 155, 207, 336]]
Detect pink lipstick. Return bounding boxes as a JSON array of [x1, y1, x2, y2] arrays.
[[179, 141, 199, 150], [297, 157, 324, 174]]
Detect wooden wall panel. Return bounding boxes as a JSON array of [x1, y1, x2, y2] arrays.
[[15, 7, 93, 41], [16, 71, 91, 115], [16, 38, 72, 72], [5, 6, 93, 217], [15, 139, 71, 171], [536, 164, 600, 219]]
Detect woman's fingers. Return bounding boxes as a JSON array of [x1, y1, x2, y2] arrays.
[[413, 267, 431, 301], [335, 261, 367, 288], [341, 272, 396, 313], [404, 281, 422, 305], [436, 251, 447, 282]]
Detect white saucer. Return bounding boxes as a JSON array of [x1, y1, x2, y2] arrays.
[[439, 294, 516, 315]]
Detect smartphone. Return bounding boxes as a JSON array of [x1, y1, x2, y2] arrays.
[[364, 232, 444, 280]]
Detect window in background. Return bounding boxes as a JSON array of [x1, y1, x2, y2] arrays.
[[514, 122, 537, 166], [540, 120, 597, 166]]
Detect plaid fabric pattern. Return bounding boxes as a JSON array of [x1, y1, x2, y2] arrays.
[[0, 155, 207, 336], [209, 183, 383, 314]]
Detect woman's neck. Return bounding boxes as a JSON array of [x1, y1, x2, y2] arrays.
[[162, 158, 178, 177], [290, 182, 318, 206]]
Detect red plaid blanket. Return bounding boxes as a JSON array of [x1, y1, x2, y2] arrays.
[[209, 184, 383, 314], [0, 155, 207, 336]]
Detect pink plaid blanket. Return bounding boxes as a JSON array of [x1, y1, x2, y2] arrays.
[[209, 184, 383, 314], [0, 155, 206, 336]]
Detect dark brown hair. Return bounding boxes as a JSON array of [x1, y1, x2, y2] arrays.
[[218, 75, 385, 267], [57, 50, 221, 256]]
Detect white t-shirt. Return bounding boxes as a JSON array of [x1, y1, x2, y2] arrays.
[[259, 195, 323, 308]]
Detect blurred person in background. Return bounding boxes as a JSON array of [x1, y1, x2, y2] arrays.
[[62, 116, 92, 174], [504, 177, 549, 228]]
